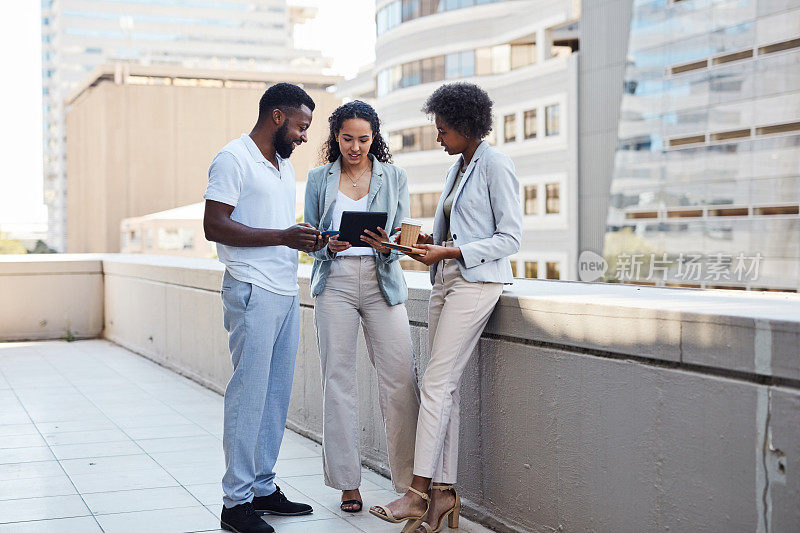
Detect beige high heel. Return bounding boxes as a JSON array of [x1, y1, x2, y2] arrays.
[[369, 487, 430, 532], [417, 484, 460, 532]]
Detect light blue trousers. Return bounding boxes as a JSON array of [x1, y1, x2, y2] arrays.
[[220, 271, 300, 508]]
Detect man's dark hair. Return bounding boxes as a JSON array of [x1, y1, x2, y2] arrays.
[[257, 83, 315, 123], [422, 82, 493, 139]]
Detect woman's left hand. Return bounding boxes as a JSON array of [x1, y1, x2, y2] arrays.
[[404, 244, 458, 266], [361, 227, 391, 254]]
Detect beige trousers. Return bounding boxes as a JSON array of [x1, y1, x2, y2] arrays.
[[414, 245, 503, 483], [314, 256, 420, 492]]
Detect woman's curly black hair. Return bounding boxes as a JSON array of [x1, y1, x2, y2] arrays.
[[320, 100, 392, 164], [422, 82, 493, 139]]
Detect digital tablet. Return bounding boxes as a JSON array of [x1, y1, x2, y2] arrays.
[[338, 211, 388, 247]]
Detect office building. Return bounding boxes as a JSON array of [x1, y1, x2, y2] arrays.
[[360, 0, 581, 278], [42, 0, 329, 251], [65, 64, 340, 253], [583, 0, 800, 291]]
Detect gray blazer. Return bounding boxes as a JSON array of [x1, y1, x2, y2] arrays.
[[431, 140, 522, 284], [304, 155, 409, 305]]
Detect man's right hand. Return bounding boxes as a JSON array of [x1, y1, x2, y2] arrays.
[[282, 223, 324, 252]]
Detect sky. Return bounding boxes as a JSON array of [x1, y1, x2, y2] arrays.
[[0, 0, 375, 233], [0, 2, 46, 230]]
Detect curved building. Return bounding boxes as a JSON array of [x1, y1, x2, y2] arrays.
[[371, 0, 580, 279], [603, 0, 800, 291]]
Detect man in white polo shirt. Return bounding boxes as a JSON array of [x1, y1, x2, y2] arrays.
[[203, 83, 327, 533]]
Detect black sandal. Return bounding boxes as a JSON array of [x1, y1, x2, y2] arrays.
[[340, 499, 363, 513]]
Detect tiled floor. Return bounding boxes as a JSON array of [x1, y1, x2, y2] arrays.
[[0, 340, 491, 533]]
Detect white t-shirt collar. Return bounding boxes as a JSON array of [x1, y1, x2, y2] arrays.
[[241, 133, 283, 172]]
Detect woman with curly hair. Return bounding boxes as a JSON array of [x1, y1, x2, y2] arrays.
[[370, 83, 522, 532], [304, 100, 420, 513]]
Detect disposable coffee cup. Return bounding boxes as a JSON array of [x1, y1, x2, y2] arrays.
[[400, 218, 423, 247]]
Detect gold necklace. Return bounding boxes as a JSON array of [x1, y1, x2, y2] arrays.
[[343, 162, 370, 187]]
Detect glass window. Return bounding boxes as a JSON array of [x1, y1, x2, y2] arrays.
[[377, 69, 390, 97], [545, 183, 560, 214], [401, 61, 421, 87], [402, 0, 420, 21], [524, 185, 538, 214], [504, 113, 517, 143], [389, 131, 403, 153], [421, 126, 438, 150], [420, 0, 440, 16], [524, 109, 537, 139], [545, 104, 560, 136], [492, 44, 511, 73], [445, 52, 461, 78], [460, 50, 475, 77], [475, 47, 492, 75], [402, 130, 418, 151], [546, 261, 561, 280], [417, 55, 447, 84], [377, 6, 387, 34], [525, 261, 538, 278], [511, 43, 536, 69]]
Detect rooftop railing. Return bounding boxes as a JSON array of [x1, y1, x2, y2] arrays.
[[2, 254, 799, 532]]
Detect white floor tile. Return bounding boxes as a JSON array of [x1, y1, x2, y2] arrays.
[[183, 483, 223, 506], [0, 494, 90, 524], [0, 340, 496, 533], [0, 423, 38, 437], [275, 457, 325, 477], [81, 486, 202, 515], [126, 424, 210, 440], [42, 429, 131, 446], [49, 440, 143, 461], [0, 446, 55, 465], [0, 460, 64, 481], [163, 464, 226, 486], [35, 419, 116, 434], [136, 435, 221, 454], [95, 506, 219, 533], [59, 454, 159, 477], [0, 475, 77, 501], [0, 516, 102, 533], [68, 467, 179, 494]]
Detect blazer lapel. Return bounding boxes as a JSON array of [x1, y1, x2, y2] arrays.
[[433, 161, 461, 243], [366, 155, 384, 209], [321, 159, 341, 229], [452, 141, 489, 207]]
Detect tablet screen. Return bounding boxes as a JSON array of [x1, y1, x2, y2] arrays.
[[338, 211, 388, 247]]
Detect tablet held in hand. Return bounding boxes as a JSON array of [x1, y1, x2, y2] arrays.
[[338, 211, 388, 247]]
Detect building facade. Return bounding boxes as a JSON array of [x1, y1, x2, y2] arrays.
[[42, 0, 329, 251], [366, 0, 581, 278], [65, 65, 339, 254], [602, 0, 800, 291]]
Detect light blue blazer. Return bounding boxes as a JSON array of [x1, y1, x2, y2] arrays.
[[304, 155, 409, 305], [431, 140, 523, 284]]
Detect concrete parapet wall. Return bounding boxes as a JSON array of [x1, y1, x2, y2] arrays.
[[0, 255, 104, 341], [2, 254, 799, 532]]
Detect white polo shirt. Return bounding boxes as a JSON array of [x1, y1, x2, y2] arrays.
[[204, 134, 298, 296]]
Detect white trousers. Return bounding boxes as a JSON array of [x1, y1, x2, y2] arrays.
[[314, 256, 420, 492], [413, 248, 503, 483]]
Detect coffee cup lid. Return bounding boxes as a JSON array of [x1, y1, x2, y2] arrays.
[[402, 218, 423, 226]]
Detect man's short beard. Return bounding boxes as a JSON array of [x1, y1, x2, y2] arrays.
[[274, 121, 295, 159]]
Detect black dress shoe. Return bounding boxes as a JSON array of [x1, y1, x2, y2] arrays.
[[220, 502, 274, 533], [252, 485, 313, 516]]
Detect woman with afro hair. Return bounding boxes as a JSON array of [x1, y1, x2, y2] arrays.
[[304, 100, 420, 514], [370, 83, 522, 532]]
